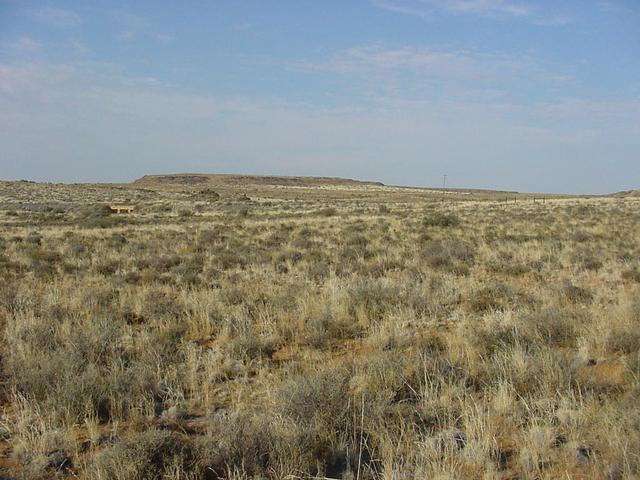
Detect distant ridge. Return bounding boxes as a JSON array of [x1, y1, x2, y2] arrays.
[[129, 173, 633, 198], [133, 173, 385, 188], [612, 189, 640, 198]]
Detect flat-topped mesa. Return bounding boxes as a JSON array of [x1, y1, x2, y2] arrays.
[[133, 173, 385, 189], [613, 189, 640, 198], [136, 174, 210, 185]]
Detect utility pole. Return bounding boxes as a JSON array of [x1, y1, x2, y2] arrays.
[[441, 174, 447, 203]]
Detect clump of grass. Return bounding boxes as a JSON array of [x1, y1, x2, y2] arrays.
[[2, 181, 640, 479], [94, 430, 197, 480], [225, 317, 280, 360], [26, 248, 61, 278], [318, 207, 337, 217], [422, 239, 475, 275], [96, 260, 120, 276], [520, 307, 584, 348], [304, 309, 361, 348], [605, 300, 640, 354], [195, 188, 221, 202], [621, 268, 640, 282], [571, 231, 591, 243], [467, 282, 526, 313], [76, 205, 124, 229], [560, 280, 593, 304], [423, 212, 460, 228], [606, 327, 640, 354]]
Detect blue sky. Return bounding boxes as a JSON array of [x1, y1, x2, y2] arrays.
[[1, 1, 639, 193]]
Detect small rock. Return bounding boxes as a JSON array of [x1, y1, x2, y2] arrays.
[[452, 431, 466, 450], [551, 433, 567, 448], [433, 430, 467, 453], [605, 463, 624, 480], [96, 433, 118, 446], [46, 450, 72, 471], [576, 446, 593, 465]]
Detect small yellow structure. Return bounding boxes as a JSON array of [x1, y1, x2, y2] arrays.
[[109, 204, 135, 214]]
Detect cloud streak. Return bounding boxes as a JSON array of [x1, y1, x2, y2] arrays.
[[7, 36, 43, 53], [33, 7, 81, 28], [372, 0, 531, 18], [292, 43, 569, 107], [371, 0, 576, 25], [427, 0, 531, 16], [111, 10, 174, 45], [296, 44, 527, 75]]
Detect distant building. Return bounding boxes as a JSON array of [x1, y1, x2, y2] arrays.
[[109, 204, 135, 214]]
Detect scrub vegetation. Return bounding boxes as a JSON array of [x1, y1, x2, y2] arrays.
[[0, 178, 639, 479]]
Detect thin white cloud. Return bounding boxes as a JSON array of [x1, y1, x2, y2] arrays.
[[372, 0, 531, 18], [154, 34, 175, 44], [0, 63, 76, 95], [9, 36, 43, 52], [232, 22, 254, 31], [533, 15, 573, 26], [370, 0, 431, 17], [431, 0, 531, 16], [111, 10, 174, 44], [598, 1, 630, 13], [297, 45, 457, 73], [33, 7, 81, 28], [69, 40, 90, 55], [117, 31, 136, 42], [111, 10, 150, 30], [372, 0, 574, 25], [3, 37, 90, 58], [528, 97, 640, 122], [292, 44, 546, 99]]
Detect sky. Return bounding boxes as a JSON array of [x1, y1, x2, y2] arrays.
[[0, 1, 639, 193]]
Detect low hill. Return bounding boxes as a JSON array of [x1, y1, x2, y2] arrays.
[[613, 189, 640, 198], [134, 173, 385, 189], [130, 173, 577, 202]]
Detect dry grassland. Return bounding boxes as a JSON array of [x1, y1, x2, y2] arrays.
[[0, 179, 638, 479]]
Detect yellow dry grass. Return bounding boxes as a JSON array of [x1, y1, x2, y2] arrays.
[[0, 178, 638, 479]]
